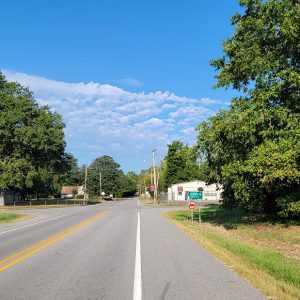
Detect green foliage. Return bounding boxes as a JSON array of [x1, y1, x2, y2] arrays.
[[164, 140, 202, 189], [0, 72, 69, 198], [122, 171, 139, 196], [157, 159, 167, 192], [86, 155, 123, 197], [277, 196, 300, 218], [212, 0, 300, 107], [0, 213, 22, 224], [61, 154, 84, 186], [138, 167, 154, 195], [196, 0, 300, 216], [86, 155, 136, 197]]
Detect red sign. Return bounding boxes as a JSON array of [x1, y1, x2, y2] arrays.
[[188, 201, 196, 209], [149, 185, 155, 192], [178, 186, 183, 192]]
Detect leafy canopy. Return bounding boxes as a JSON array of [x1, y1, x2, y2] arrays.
[[86, 155, 138, 197], [164, 140, 202, 189], [0, 72, 69, 198], [197, 0, 300, 216]]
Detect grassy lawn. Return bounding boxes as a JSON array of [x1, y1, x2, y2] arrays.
[[164, 206, 300, 300], [0, 213, 23, 224]]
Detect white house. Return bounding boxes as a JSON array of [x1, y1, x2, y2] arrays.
[[167, 180, 222, 201], [61, 186, 84, 199]]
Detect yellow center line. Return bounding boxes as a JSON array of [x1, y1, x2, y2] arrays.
[[0, 211, 106, 266], [0, 210, 108, 272]]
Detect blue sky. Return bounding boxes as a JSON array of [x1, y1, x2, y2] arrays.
[[0, 1, 242, 172]]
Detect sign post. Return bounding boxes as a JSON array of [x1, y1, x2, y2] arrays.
[[188, 201, 196, 223], [188, 191, 203, 223], [199, 203, 201, 223]]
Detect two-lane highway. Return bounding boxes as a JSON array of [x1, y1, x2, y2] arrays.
[[0, 199, 266, 299]]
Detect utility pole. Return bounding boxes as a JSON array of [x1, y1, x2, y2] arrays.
[[84, 164, 88, 205], [152, 149, 157, 204], [99, 172, 102, 199], [156, 171, 160, 204]]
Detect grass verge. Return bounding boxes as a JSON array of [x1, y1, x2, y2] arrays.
[[0, 213, 24, 225], [143, 202, 188, 207], [164, 207, 300, 300]]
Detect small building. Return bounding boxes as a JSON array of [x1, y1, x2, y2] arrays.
[[0, 190, 22, 205], [167, 180, 222, 201], [61, 186, 84, 199]]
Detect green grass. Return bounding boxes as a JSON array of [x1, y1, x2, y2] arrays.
[[165, 207, 300, 300], [204, 227, 299, 287], [173, 205, 300, 229], [0, 213, 23, 224]]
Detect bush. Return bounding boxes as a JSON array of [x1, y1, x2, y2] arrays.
[[277, 195, 300, 218]]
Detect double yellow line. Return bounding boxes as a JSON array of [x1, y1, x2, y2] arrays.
[[0, 210, 108, 272]]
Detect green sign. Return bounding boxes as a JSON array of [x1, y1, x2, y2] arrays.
[[188, 191, 203, 200]]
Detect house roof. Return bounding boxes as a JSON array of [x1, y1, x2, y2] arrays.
[[61, 186, 82, 194], [169, 180, 223, 188], [168, 180, 206, 187]]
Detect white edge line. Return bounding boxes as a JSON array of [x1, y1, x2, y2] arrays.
[[0, 215, 66, 236], [133, 211, 142, 300]]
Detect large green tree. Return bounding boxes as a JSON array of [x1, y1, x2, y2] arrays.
[[86, 155, 125, 197], [0, 72, 69, 199], [196, 0, 300, 216], [138, 162, 168, 193], [164, 140, 202, 189], [61, 154, 84, 186], [122, 171, 139, 197]]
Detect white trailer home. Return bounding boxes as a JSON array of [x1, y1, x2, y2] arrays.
[[167, 180, 222, 202]]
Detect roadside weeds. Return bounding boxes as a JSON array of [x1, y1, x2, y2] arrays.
[[0, 213, 29, 225], [164, 208, 300, 300]]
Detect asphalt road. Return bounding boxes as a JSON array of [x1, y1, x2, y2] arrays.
[[0, 198, 266, 300]]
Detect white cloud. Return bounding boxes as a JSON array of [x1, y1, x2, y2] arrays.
[[180, 127, 196, 135], [3, 70, 225, 171], [119, 78, 143, 87], [199, 97, 222, 105], [161, 103, 177, 110], [169, 106, 212, 120]]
